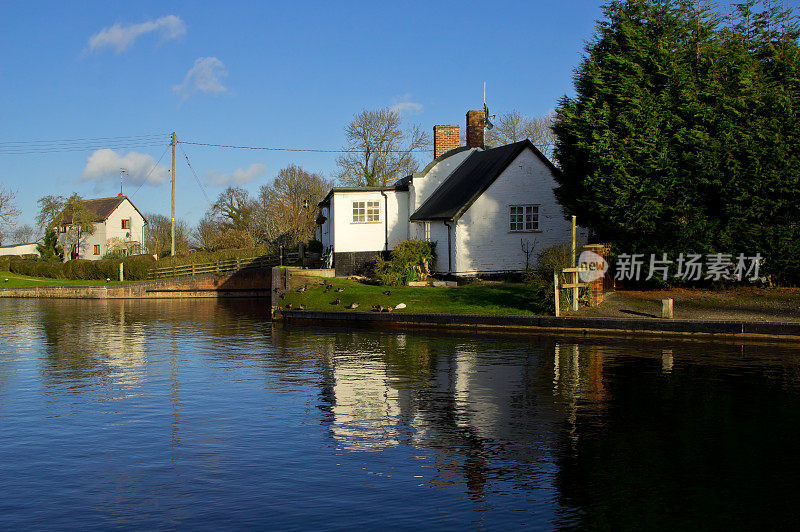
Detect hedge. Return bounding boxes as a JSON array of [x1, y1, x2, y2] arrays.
[[9, 255, 156, 281]]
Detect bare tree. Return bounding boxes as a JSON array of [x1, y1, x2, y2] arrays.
[[485, 110, 557, 158], [36, 193, 97, 261], [193, 212, 221, 250], [0, 186, 21, 245], [10, 223, 36, 244], [336, 108, 430, 187], [256, 165, 333, 247], [211, 186, 255, 234], [145, 213, 189, 256]]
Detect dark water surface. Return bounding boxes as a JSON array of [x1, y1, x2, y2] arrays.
[[1, 299, 799, 530]]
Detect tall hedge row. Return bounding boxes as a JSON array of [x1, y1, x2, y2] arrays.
[[9, 255, 156, 281]]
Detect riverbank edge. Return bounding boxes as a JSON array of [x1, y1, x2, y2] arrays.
[[276, 309, 800, 341], [0, 269, 271, 299]]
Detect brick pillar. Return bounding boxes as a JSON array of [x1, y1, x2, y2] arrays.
[[466, 110, 485, 149], [433, 124, 459, 159], [582, 244, 607, 307]]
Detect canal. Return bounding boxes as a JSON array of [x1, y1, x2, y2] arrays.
[[1, 299, 799, 529]]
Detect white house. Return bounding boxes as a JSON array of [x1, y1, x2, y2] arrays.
[[61, 195, 148, 260], [318, 109, 588, 276]]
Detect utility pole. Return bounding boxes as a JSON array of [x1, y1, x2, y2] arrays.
[[171, 132, 176, 256]]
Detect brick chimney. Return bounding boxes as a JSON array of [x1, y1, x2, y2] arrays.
[[466, 110, 485, 149], [433, 124, 459, 159]]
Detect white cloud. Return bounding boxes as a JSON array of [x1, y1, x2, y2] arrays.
[[390, 93, 423, 116], [87, 15, 186, 54], [82, 149, 170, 187], [172, 57, 228, 101], [204, 164, 266, 187]]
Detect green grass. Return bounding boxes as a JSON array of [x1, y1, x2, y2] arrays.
[[281, 277, 548, 315], [0, 271, 131, 288]]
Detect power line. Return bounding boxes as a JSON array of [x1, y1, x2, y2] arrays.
[[0, 133, 168, 146], [178, 143, 212, 205], [179, 140, 430, 154], [130, 145, 171, 199]]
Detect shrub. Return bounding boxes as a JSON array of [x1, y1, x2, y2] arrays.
[[375, 240, 436, 286], [306, 239, 323, 254], [525, 242, 577, 314]]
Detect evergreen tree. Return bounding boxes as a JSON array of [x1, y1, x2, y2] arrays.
[[554, 0, 800, 282]]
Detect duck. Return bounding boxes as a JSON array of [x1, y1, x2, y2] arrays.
[[298, 304, 306, 311], [347, 302, 360, 309], [382, 290, 391, 296], [285, 303, 293, 309], [371, 305, 383, 312], [331, 299, 340, 305], [334, 287, 345, 292], [395, 303, 406, 310]]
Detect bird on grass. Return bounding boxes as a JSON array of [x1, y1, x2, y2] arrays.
[[395, 303, 406, 310], [325, 284, 333, 290], [297, 285, 307, 293], [279, 293, 285, 299], [347, 302, 359, 309], [334, 287, 345, 292], [371, 305, 383, 312], [331, 299, 340, 305], [382, 290, 391, 296], [4, 279, 8, 283], [381, 306, 394, 313], [298, 304, 306, 311], [285, 303, 293, 309], [106, 278, 111, 283]]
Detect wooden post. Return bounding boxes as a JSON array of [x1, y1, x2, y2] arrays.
[[553, 271, 560, 317], [662, 298, 673, 319], [572, 271, 579, 311], [119, 262, 124, 282], [571, 215, 577, 268], [191, 263, 196, 276]]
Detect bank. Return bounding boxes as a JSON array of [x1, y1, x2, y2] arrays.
[[275, 309, 800, 342]]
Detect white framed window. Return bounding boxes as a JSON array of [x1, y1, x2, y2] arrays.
[[424, 221, 431, 242], [510, 204, 539, 232], [352, 200, 380, 223]]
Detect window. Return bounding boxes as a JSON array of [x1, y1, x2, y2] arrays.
[[510, 205, 539, 232], [121, 219, 130, 229], [93, 244, 100, 255], [352, 201, 380, 223], [424, 221, 431, 242]]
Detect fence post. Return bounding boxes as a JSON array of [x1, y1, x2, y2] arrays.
[[191, 263, 196, 276], [553, 271, 560, 318], [280, 246, 284, 267], [236, 258, 241, 270], [119, 262, 124, 282], [572, 271, 579, 312]]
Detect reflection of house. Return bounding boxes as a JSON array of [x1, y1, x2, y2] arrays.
[[328, 354, 401, 451], [318, 109, 588, 276], [0, 238, 42, 257], [62, 195, 147, 260]]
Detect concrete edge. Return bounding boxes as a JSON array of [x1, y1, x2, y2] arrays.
[[275, 310, 800, 342]]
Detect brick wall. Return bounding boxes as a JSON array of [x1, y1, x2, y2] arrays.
[[466, 110, 484, 149], [433, 124, 459, 158]]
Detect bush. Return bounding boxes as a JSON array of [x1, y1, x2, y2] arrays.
[[306, 239, 323, 254], [525, 242, 577, 314], [375, 240, 436, 286]]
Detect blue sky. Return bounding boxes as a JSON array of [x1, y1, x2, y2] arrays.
[[2, 0, 794, 231]]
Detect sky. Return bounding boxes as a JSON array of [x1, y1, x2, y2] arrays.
[[1, 0, 796, 233]]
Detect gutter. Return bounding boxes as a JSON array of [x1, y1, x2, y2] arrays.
[[443, 221, 452, 273], [380, 190, 389, 252]]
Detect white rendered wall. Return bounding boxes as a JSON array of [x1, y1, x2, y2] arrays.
[[409, 149, 473, 213], [332, 190, 408, 253], [452, 149, 588, 274]]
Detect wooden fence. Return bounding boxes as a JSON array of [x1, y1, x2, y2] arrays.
[[147, 253, 298, 280]]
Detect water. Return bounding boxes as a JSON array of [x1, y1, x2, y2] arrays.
[[1, 299, 799, 530]]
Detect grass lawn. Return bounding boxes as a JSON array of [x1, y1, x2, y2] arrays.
[[280, 276, 549, 316], [0, 271, 131, 288]]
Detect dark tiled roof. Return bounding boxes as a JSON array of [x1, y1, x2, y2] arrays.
[[410, 140, 557, 222], [63, 196, 146, 224]]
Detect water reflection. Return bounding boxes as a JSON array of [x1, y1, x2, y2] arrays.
[[2, 299, 800, 529]]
